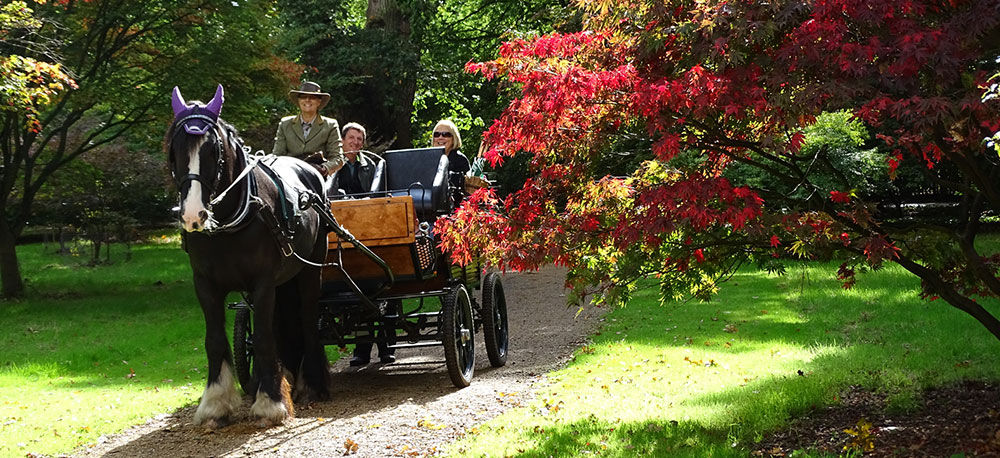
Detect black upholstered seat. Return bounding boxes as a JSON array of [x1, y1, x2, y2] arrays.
[[373, 147, 450, 219]]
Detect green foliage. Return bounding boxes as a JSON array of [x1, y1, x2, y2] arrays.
[[0, 1, 75, 131], [277, 0, 574, 156], [1, 0, 295, 296]]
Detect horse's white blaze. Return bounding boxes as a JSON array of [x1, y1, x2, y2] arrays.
[[193, 361, 241, 426], [180, 136, 209, 232], [250, 390, 289, 425]]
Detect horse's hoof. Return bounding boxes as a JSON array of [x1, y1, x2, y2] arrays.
[[293, 385, 330, 405], [199, 416, 230, 431], [255, 416, 285, 428], [250, 391, 292, 427]]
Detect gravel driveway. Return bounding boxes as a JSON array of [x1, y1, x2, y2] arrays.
[[74, 266, 600, 457]]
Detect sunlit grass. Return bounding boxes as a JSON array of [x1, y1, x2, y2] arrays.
[[0, 235, 356, 457], [0, 240, 208, 456], [446, 262, 1000, 457]]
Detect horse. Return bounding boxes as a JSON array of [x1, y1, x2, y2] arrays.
[[165, 84, 332, 428]]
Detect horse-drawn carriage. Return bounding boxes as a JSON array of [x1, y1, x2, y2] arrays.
[[167, 85, 507, 427], [228, 146, 510, 390]]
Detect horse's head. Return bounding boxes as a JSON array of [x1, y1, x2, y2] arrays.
[[167, 84, 226, 232]]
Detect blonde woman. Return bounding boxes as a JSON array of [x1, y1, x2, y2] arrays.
[[430, 120, 471, 205]]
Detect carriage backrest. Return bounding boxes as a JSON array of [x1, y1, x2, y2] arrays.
[[375, 147, 450, 218]]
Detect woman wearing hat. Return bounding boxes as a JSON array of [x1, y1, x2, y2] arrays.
[[273, 81, 345, 176]]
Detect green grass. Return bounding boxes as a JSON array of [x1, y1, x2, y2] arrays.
[[6, 236, 1000, 457], [444, 263, 1000, 457], [0, 235, 211, 456], [0, 235, 358, 457]]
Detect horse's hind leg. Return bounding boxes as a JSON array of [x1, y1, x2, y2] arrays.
[[275, 280, 304, 384], [249, 285, 294, 427], [293, 239, 332, 403], [192, 281, 242, 429]]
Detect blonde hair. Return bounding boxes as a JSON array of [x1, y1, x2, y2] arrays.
[[432, 119, 462, 151]]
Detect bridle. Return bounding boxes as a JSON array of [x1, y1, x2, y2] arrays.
[[170, 112, 261, 233], [170, 113, 225, 201]]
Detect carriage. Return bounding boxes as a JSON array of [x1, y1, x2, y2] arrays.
[[228, 146, 510, 390]]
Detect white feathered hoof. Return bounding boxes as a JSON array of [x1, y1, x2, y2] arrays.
[[250, 391, 290, 427], [250, 376, 293, 427], [193, 362, 242, 428]]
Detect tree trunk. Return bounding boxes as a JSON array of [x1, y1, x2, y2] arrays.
[[0, 219, 25, 298], [367, 0, 416, 149]]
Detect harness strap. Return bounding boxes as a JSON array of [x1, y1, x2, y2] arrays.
[[257, 203, 294, 257], [256, 159, 296, 231]]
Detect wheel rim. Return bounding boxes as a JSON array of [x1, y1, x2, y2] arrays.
[[233, 307, 256, 394], [492, 282, 508, 356], [456, 290, 474, 375]]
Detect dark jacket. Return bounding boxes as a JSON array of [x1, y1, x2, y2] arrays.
[[331, 152, 379, 195], [447, 150, 471, 205]]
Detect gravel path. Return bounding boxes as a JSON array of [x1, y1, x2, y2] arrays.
[[74, 266, 600, 457]]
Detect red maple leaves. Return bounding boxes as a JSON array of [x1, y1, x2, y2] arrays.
[[439, 0, 1000, 307]]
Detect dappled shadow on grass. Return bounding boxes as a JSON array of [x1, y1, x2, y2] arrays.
[[557, 263, 1000, 454], [473, 416, 739, 458]]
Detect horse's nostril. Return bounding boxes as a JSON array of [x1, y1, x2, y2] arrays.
[[192, 221, 201, 230], [198, 210, 209, 222]]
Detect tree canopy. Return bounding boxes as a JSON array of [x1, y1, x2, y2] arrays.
[[0, 0, 293, 297], [437, 0, 1000, 340]]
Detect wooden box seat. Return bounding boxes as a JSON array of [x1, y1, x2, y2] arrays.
[[321, 195, 438, 292]]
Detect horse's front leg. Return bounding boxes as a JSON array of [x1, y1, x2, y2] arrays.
[[249, 284, 294, 427], [192, 279, 242, 429]]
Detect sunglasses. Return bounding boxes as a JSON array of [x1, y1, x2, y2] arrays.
[[432, 131, 453, 138]]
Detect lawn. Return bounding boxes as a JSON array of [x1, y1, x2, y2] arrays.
[[0, 235, 211, 457], [3, 236, 1000, 457], [444, 262, 1000, 457]]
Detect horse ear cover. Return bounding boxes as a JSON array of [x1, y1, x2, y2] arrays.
[[171, 86, 187, 118], [171, 84, 224, 119], [205, 84, 224, 118]]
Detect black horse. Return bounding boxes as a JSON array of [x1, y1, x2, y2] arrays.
[[165, 85, 331, 428]]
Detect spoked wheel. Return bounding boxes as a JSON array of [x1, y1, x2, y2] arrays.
[[442, 285, 475, 387], [481, 272, 509, 367], [232, 306, 255, 395]]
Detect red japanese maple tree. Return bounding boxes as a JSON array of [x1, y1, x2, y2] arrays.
[[436, 0, 1000, 340]]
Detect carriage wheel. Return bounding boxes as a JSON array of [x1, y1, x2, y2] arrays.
[[481, 272, 509, 367], [442, 285, 475, 387], [233, 307, 255, 395]]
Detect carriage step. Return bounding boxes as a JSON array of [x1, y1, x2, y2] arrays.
[[388, 341, 443, 350]]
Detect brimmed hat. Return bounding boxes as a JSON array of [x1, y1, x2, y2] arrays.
[[289, 81, 331, 108]]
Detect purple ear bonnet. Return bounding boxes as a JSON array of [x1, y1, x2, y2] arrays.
[[171, 85, 224, 135]]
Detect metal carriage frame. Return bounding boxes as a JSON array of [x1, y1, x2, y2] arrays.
[[229, 147, 509, 391]]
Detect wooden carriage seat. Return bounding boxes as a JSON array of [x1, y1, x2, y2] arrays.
[[371, 147, 450, 221], [323, 194, 441, 294]]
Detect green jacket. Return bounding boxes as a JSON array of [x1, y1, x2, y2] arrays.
[[272, 114, 345, 170]]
